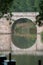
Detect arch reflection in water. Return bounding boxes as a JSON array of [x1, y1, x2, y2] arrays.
[[11, 18, 37, 49]]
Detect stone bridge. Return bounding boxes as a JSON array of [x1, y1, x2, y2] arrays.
[[11, 12, 39, 22], [0, 12, 43, 55]]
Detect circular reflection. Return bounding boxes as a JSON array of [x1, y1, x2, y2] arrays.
[[11, 18, 37, 49]]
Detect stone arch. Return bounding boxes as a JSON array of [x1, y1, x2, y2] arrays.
[[11, 18, 33, 31], [11, 18, 37, 49]]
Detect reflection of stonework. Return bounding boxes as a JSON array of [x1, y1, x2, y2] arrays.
[[0, 18, 11, 51], [0, 13, 43, 55]]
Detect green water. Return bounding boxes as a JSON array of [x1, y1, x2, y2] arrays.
[[7, 55, 43, 65]]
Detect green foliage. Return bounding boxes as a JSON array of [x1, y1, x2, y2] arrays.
[[39, 0, 43, 17], [0, 0, 42, 13], [0, 0, 13, 17], [34, 0, 39, 11], [10, 0, 41, 12]]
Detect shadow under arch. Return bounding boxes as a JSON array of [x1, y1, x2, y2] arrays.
[[11, 18, 37, 49]]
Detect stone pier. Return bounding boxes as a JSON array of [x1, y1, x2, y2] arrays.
[[0, 18, 11, 51]]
